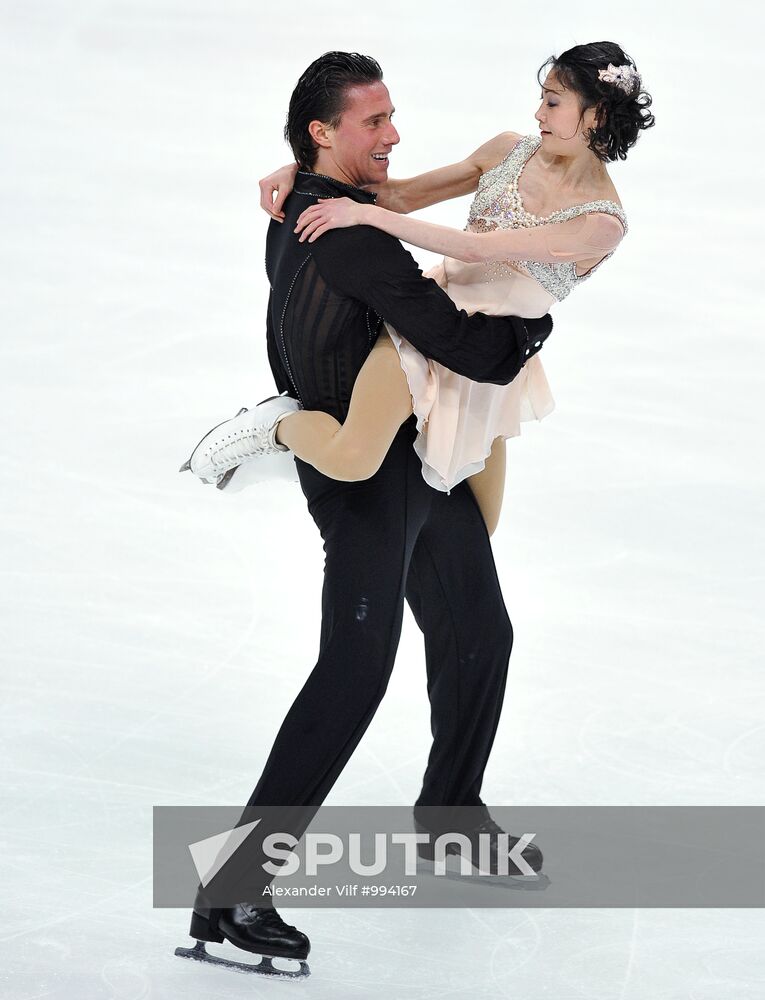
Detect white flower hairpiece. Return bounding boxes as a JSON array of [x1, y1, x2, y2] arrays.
[[597, 62, 639, 94]]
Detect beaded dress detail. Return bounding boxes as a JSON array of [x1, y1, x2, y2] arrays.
[[468, 133, 628, 299], [385, 133, 628, 493]]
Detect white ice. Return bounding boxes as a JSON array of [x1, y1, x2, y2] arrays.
[[1, 1, 763, 998]]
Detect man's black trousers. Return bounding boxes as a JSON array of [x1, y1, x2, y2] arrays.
[[246, 413, 514, 815]]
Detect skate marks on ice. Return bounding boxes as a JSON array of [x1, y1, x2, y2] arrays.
[[175, 939, 310, 978]]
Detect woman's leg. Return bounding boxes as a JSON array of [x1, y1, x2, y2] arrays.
[[465, 437, 507, 537], [275, 332, 414, 481]]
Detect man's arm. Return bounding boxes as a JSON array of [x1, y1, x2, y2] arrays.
[[310, 225, 551, 386]]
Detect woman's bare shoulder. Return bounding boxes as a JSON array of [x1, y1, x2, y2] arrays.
[[596, 178, 624, 212], [471, 131, 525, 174]]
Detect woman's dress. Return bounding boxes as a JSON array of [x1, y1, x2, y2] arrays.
[[385, 133, 629, 492]]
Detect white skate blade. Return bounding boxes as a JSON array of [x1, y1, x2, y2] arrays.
[[217, 451, 299, 493], [174, 940, 310, 978]]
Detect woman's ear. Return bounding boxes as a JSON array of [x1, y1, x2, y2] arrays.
[[580, 101, 604, 137]]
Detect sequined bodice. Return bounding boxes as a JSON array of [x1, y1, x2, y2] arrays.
[[466, 134, 629, 302]]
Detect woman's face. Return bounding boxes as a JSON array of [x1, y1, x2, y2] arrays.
[[534, 72, 599, 152]]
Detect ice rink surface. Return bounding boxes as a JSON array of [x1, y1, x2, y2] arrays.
[[1, 1, 763, 997]]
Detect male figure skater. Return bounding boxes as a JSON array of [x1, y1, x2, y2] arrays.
[[180, 51, 550, 975]]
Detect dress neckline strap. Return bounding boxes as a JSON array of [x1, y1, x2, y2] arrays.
[[504, 134, 627, 227]]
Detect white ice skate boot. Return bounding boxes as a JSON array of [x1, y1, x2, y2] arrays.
[[179, 392, 301, 487]]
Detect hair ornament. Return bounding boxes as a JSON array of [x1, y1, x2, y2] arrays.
[[597, 62, 639, 94]]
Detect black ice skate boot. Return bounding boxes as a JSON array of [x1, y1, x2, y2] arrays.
[[176, 902, 310, 978], [414, 809, 545, 884]]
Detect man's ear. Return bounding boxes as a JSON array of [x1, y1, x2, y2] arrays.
[[308, 119, 333, 151]]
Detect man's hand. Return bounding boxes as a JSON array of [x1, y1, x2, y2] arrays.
[[259, 163, 299, 222], [295, 198, 371, 243]]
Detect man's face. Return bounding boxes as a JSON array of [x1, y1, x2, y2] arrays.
[[314, 82, 400, 187]]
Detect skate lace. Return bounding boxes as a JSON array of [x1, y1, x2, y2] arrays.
[[473, 817, 534, 857], [206, 425, 275, 469], [475, 817, 506, 837], [241, 903, 296, 932]]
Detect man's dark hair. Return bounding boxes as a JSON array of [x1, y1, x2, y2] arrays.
[[285, 51, 384, 170], [537, 41, 655, 162]]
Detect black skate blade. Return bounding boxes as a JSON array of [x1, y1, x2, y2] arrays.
[[416, 857, 550, 891], [175, 940, 310, 978]]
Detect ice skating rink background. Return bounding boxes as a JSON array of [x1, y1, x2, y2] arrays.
[[1, 1, 763, 997]]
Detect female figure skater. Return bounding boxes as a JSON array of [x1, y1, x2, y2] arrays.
[[183, 42, 654, 536]]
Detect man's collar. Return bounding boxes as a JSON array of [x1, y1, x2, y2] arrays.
[[295, 170, 378, 205]]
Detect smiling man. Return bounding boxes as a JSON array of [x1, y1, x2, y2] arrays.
[[183, 51, 551, 976], [305, 81, 400, 184]]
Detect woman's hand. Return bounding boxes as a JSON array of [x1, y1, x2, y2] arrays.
[[294, 197, 371, 243], [259, 163, 299, 222]]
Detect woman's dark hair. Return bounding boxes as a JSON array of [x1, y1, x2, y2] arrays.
[[537, 41, 655, 162], [285, 51, 384, 170]]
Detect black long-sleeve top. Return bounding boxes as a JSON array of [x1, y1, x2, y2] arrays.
[[265, 170, 553, 422]]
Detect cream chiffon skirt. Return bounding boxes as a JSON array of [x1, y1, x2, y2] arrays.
[[386, 260, 557, 493]]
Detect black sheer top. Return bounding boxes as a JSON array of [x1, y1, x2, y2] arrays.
[[265, 171, 552, 423]]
